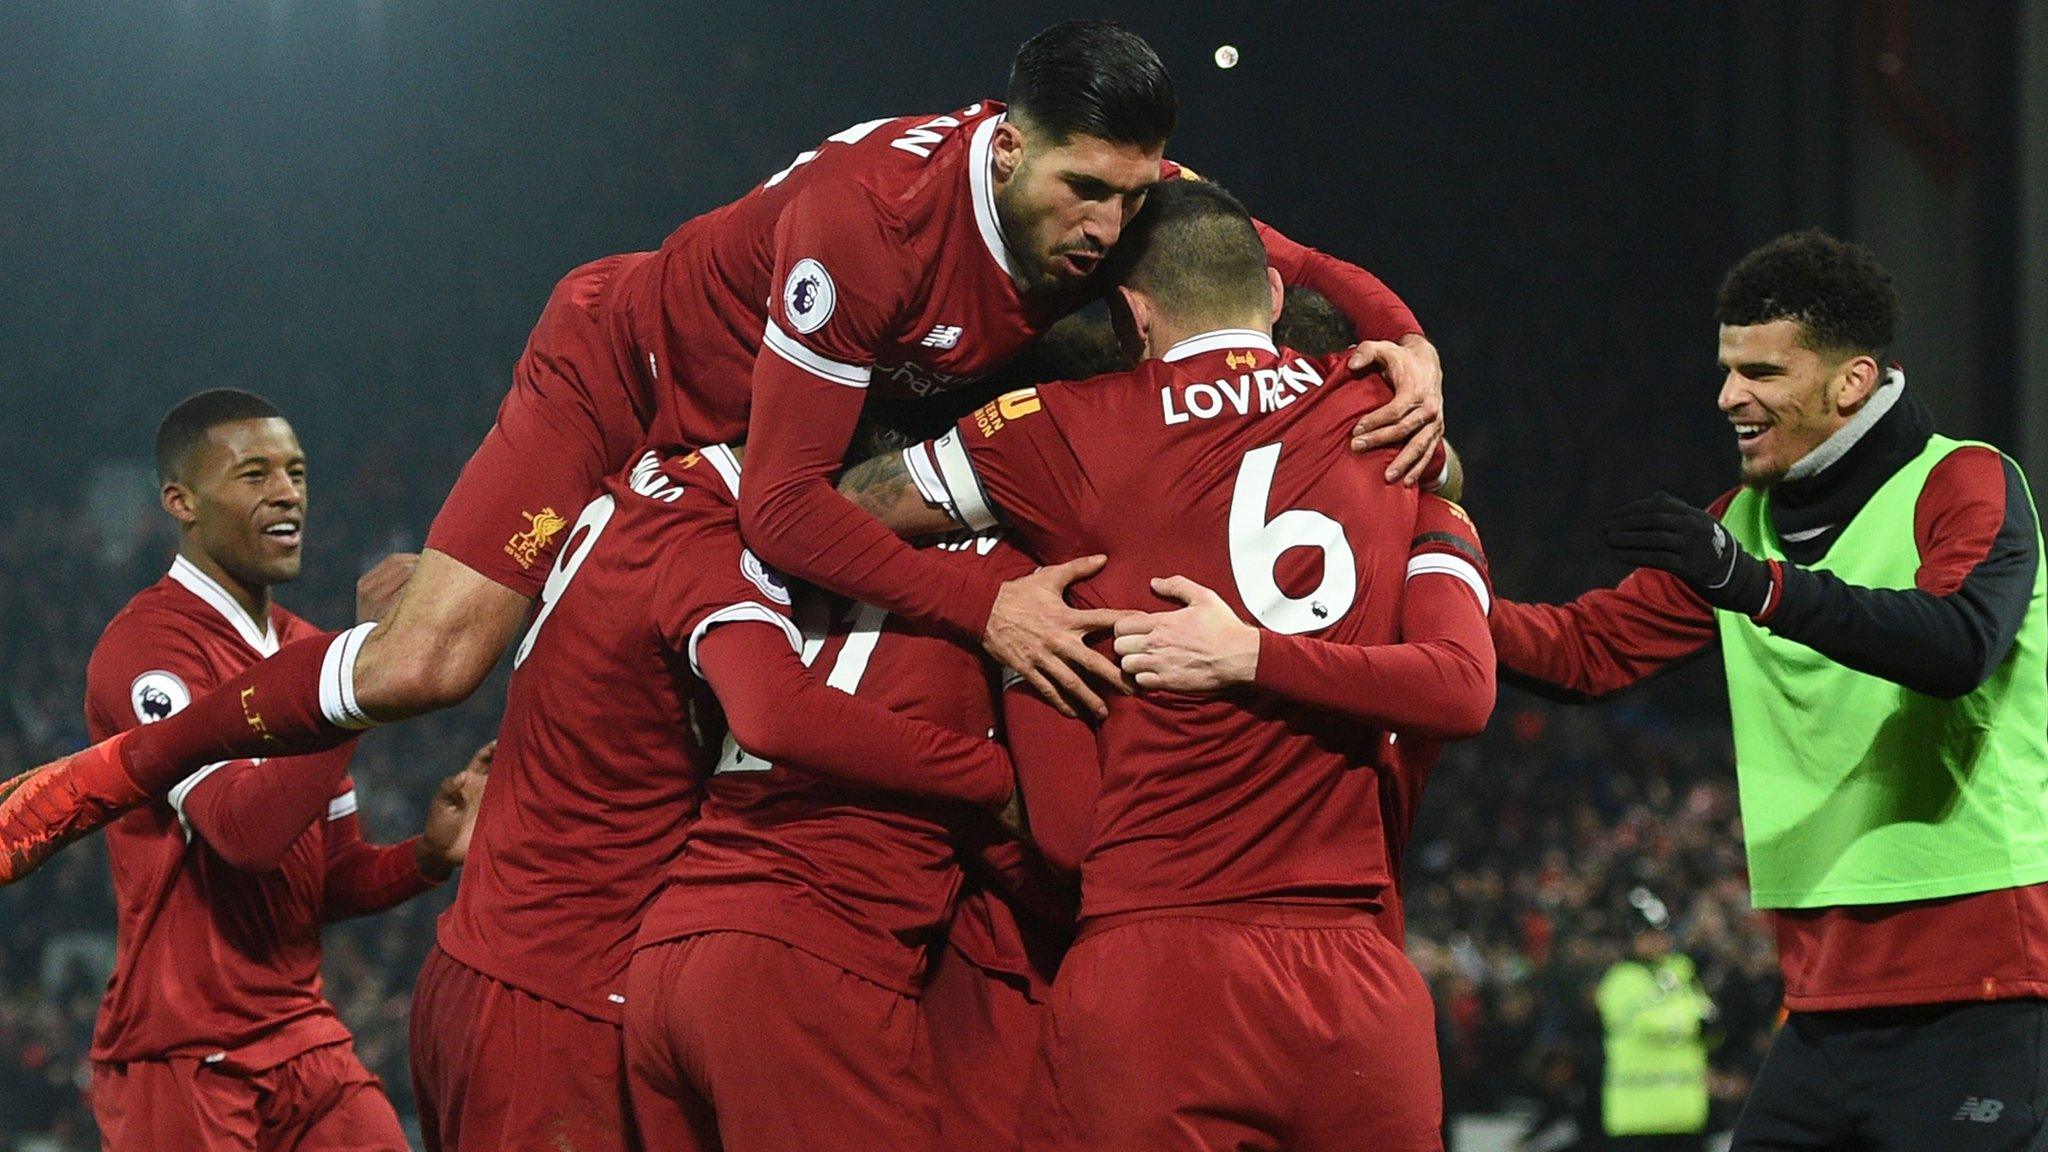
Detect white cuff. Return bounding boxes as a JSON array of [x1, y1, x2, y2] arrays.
[[327, 789, 359, 822], [318, 623, 381, 730], [929, 429, 998, 531]]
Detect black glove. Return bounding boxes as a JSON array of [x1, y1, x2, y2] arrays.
[[1603, 492, 1773, 615]]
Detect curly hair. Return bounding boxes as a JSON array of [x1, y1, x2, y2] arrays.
[[1714, 230, 1899, 356]]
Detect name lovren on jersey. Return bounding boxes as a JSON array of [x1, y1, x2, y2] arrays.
[[1160, 357, 1328, 427]]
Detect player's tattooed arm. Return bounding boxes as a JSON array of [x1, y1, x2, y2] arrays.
[[836, 450, 960, 539]]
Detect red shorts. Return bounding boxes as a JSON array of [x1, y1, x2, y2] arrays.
[[409, 945, 655, 1152], [923, 935, 1047, 1152], [625, 932, 938, 1152], [92, 1039, 404, 1152], [1019, 909, 1443, 1152], [425, 252, 656, 598]]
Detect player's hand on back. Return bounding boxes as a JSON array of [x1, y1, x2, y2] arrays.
[[1347, 333, 1446, 485], [417, 740, 493, 882], [984, 555, 1134, 722], [1114, 576, 1260, 694], [356, 552, 421, 624]]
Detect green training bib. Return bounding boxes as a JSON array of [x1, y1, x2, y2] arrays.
[[1717, 436, 2048, 908]]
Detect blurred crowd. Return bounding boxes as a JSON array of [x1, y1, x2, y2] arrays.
[[1413, 706, 1782, 1147]]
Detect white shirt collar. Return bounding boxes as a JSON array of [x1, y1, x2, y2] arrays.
[[967, 113, 1021, 282], [1160, 329, 1278, 364], [167, 555, 278, 656]]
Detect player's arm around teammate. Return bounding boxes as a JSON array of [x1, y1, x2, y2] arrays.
[[1110, 494, 1495, 737]]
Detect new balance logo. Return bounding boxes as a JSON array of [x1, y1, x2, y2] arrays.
[[920, 325, 963, 349], [1953, 1097, 2005, 1123]]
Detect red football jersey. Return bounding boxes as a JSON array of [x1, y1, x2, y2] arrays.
[[907, 330, 1423, 922], [637, 533, 1036, 996], [609, 101, 1419, 441], [464, 99, 1417, 635], [614, 103, 1078, 450], [434, 443, 778, 1024], [84, 558, 358, 1068]]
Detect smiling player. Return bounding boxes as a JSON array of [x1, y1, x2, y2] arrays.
[[1493, 231, 2048, 1152], [83, 390, 486, 1152]]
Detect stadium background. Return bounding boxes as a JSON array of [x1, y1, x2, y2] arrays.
[[1, 2, 2042, 1147]]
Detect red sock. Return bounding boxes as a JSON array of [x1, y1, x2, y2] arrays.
[[119, 628, 364, 797]]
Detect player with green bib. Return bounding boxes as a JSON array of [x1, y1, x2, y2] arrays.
[[1493, 230, 2048, 1152]]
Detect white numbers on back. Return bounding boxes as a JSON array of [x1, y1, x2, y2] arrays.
[[761, 117, 895, 188], [512, 494, 616, 669], [1228, 443, 1357, 634], [715, 600, 889, 773]]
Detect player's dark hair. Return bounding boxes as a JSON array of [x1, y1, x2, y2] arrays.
[[1109, 177, 1269, 324], [1007, 20, 1176, 148], [1715, 230, 1899, 357], [1273, 287, 1358, 356], [156, 388, 282, 484]]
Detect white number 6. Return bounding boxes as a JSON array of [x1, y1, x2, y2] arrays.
[[1228, 443, 1356, 634]]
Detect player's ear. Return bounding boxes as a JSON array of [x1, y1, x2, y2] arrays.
[[1834, 353, 1883, 415], [991, 119, 1026, 185], [1110, 285, 1148, 362], [1267, 267, 1285, 329], [161, 480, 199, 527]]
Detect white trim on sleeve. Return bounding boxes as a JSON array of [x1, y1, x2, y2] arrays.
[[686, 602, 805, 679], [1425, 452, 1452, 494], [168, 760, 235, 819], [168, 758, 262, 842], [762, 321, 871, 388], [929, 429, 998, 532], [1406, 554, 1491, 615], [327, 789, 359, 822]]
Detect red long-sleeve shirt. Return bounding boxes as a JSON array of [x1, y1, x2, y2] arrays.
[[1493, 447, 2048, 1010], [439, 444, 1016, 1022], [85, 558, 434, 1069]]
